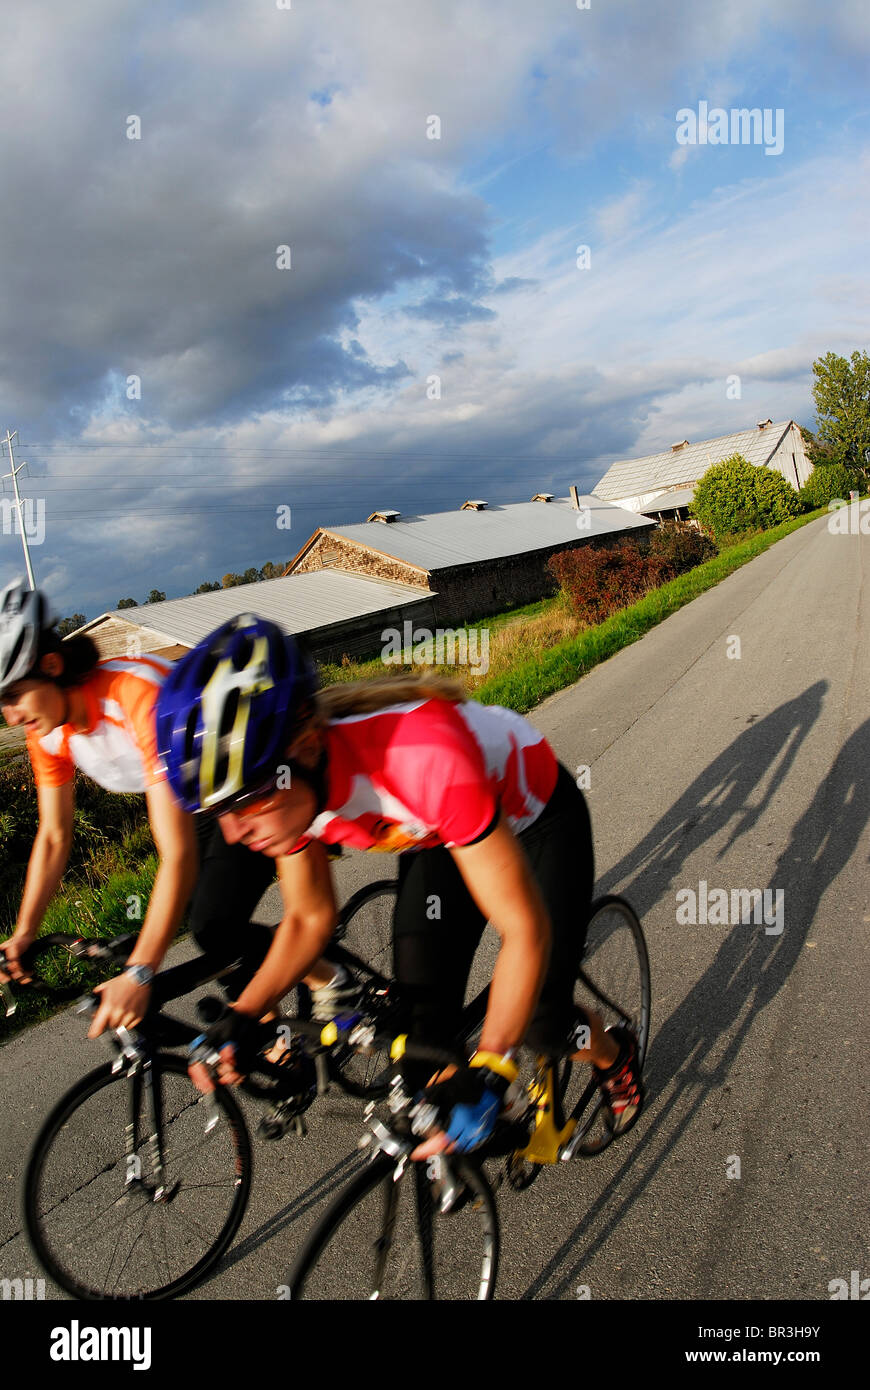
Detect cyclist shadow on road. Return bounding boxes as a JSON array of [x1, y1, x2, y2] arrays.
[[523, 681, 870, 1299]]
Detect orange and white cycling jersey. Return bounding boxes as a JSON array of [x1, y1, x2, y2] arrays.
[[25, 656, 172, 794]]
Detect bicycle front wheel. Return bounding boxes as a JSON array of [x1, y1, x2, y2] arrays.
[[288, 1154, 498, 1300], [24, 1052, 252, 1300], [560, 894, 651, 1156]]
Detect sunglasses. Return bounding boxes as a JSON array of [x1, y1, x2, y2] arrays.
[[197, 774, 285, 821]]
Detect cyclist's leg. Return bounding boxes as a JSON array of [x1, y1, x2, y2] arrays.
[[517, 765, 644, 1128], [515, 763, 617, 1062], [393, 847, 488, 1084], [189, 820, 277, 1001]]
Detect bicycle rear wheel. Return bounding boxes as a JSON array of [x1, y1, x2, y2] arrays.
[[559, 894, 651, 1156], [24, 1052, 252, 1299], [288, 1154, 498, 1300]]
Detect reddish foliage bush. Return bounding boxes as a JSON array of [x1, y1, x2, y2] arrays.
[[548, 524, 714, 625], [645, 523, 716, 584]]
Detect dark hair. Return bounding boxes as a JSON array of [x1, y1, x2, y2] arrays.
[[36, 630, 101, 687]]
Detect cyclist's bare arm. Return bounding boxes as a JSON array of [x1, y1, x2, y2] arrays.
[[0, 783, 74, 982], [89, 780, 199, 1035], [232, 838, 340, 1022]]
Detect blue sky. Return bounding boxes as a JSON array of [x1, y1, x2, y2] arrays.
[[0, 0, 867, 617]]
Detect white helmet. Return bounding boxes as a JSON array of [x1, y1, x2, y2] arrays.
[[0, 578, 54, 693]]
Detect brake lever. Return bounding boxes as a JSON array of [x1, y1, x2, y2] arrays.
[[0, 948, 21, 1015], [0, 981, 15, 1018], [187, 1034, 223, 1133]]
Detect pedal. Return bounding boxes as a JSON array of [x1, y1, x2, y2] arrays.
[[257, 1099, 309, 1141]]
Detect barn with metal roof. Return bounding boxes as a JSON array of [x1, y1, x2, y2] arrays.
[[592, 419, 811, 515], [80, 491, 654, 664], [284, 491, 654, 625]]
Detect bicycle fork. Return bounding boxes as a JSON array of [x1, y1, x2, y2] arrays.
[[116, 1043, 170, 1204]]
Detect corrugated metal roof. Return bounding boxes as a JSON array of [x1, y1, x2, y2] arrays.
[[593, 421, 793, 500], [307, 496, 653, 572], [640, 487, 696, 514], [88, 571, 431, 646]]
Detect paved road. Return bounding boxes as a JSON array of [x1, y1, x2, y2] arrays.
[[1, 510, 867, 1300]]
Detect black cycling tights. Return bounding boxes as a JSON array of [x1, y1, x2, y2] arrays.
[[189, 762, 594, 1052]]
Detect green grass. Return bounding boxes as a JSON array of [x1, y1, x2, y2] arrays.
[[1, 843, 160, 1041]]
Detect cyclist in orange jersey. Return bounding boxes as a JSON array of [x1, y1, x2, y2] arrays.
[[0, 579, 340, 1035]]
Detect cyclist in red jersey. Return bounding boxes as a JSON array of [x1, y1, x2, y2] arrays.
[[157, 612, 644, 1151]]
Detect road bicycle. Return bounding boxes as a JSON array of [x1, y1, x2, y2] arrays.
[[8, 878, 400, 1301], [283, 892, 651, 1300]]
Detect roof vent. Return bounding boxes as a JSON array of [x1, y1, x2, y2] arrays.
[[757, 418, 772, 429], [671, 440, 690, 451], [460, 499, 487, 510], [531, 492, 553, 502], [367, 509, 401, 523]]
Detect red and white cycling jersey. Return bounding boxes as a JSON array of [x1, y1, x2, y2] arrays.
[[25, 656, 172, 794], [289, 697, 559, 855]]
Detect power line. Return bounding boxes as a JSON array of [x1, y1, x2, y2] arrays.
[[21, 441, 609, 465], [25, 478, 588, 491]]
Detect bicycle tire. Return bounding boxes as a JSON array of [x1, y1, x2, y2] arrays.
[[327, 878, 399, 1100], [287, 1152, 498, 1300], [559, 893, 651, 1156], [24, 1052, 252, 1300]]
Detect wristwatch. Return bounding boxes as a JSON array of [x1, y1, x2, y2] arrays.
[[124, 964, 155, 988]]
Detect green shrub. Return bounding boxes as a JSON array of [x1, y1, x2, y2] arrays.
[[797, 463, 863, 511], [690, 454, 802, 540]]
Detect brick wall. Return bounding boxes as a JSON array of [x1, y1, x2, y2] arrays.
[[293, 532, 429, 588]]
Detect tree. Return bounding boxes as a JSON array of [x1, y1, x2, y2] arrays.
[[221, 573, 242, 588], [117, 597, 138, 609], [808, 350, 870, 479], [260, 561, 284, 580], [690, 454, 802, 540], [146, 590, 166, 604], [194, 581, 221, 594], [57, 614, 87, 637]]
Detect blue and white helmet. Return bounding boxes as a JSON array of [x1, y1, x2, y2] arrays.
[[156, 613, 318, 814]]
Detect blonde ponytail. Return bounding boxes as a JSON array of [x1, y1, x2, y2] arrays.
[[313, 671, 466, 724]]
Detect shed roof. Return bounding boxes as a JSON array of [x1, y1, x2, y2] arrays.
[[640, 487, 696, 515], [82, 570, 431, 648], [593, 420, 794, 501], [291, 495, 652, 573]]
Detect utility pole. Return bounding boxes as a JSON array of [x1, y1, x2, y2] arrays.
[[1, 429, 36, 588]]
